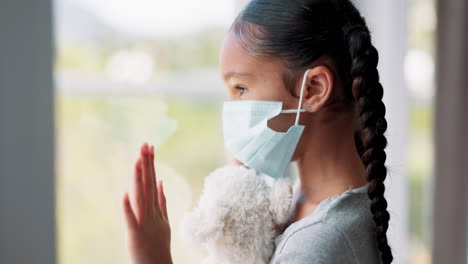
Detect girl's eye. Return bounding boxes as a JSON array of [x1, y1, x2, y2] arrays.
[[235, 85, 247, 95]]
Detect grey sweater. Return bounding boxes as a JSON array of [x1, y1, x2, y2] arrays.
[[268, 182, 382, 264]]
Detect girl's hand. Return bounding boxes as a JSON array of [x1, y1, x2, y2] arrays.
[[122, 142, 173, 264]]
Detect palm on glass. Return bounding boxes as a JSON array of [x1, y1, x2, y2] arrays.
[[122, 142, 173, 264]]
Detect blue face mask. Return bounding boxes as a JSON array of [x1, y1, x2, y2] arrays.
[[222, 69, 312, 179]]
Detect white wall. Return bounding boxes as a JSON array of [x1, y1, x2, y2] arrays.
[[355, 1, 409, 262]]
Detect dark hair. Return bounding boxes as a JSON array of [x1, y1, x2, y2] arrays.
[[231, 0, 393, 263]]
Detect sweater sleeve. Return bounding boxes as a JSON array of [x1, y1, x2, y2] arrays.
[[271, 222, 358, 264]]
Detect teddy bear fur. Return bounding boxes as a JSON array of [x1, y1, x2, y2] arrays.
[[180, 164, 294, 264]]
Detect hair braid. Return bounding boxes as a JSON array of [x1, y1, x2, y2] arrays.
[[346, 25, 393, 264]]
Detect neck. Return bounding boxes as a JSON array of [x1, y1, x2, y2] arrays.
[[295, 114, 367, 204]]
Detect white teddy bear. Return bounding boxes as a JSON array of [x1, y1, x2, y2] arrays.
[[180, 164, 295, 264]]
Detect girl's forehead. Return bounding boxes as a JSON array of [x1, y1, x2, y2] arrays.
[[219, 31, 285, 82], [219, 32, 257, 72]]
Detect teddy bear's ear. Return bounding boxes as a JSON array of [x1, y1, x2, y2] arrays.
[[179, 206, 230, 245], [269, 177, 294, 225]]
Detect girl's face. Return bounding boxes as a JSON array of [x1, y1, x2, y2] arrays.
[[219, 29, 337, 163], [218, 30, 304, 135]]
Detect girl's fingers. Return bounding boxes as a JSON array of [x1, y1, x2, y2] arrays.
[[149, 145, 160, 212], [134, 158, 145, 220], [158, 180, 168, 220], [140, 143, 153, 214], [122, 192, 137, 231]]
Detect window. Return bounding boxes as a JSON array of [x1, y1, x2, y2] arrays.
[[54, 0, 235, 262], [54, 0, 436, 263]]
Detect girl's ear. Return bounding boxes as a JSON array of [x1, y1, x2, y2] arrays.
[[299, 65, 334, 112]]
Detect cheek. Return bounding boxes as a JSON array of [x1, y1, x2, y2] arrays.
[[258, 79, 297, 132], [267, 114, 296, 132]]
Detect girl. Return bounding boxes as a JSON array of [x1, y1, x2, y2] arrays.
[[122, 0, 393, 263]]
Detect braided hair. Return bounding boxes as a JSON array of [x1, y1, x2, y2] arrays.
[[231, 0, 393, 263]]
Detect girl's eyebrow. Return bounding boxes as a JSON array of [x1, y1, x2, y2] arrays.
[[223, 71, 256, 81]]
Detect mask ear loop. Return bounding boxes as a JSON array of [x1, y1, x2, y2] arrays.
[[294, 69, 312, 126]]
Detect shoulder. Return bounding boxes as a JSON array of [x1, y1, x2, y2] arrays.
[[270, 185, 382, 264], [274, 221, 358, 264]]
